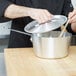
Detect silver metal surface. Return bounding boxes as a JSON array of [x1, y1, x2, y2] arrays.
[[0, 21, 12, 36], [0, 53, 6, 76], [10, 29, 31, 36], [0, 35, 9, 39], [24, 15, 67, 33], [9, 28, 72, 59], [32, 31, 71, 59]]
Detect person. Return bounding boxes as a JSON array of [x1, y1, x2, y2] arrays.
[[68, 9, 76, 33], [0, 0, 75, 48]]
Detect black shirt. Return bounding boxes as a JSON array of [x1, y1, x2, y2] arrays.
[[0, 0, 74, 31], [0, 0, 74, 48]]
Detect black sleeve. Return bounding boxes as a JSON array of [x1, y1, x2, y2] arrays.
[[61, 0, 73, 17], [0, 0, 13, 17], [61, 0, 76, 35]]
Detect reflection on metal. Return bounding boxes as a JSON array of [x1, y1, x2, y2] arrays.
[[0, 20, 12, 38], [0, 53, 6, 76], [0, 35, 9, 39]]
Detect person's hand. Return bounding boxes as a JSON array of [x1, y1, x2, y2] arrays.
[[68, 9, 76, 32], [68, 9, 76, 23], [71, 22, 76, 32], [27, 8, 53, 23]]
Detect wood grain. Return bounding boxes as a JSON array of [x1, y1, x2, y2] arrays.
[[4, 46, 76, 76]]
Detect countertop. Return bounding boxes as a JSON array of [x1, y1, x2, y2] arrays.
[[4, 46, 76, 76]]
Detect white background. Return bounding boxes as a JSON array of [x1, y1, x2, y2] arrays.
[[71, 0, 76, 8]]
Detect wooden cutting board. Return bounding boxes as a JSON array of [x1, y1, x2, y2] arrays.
[[4, 46, 76, 76]]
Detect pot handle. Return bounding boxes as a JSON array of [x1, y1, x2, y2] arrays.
[[10, 29, 31, 36]]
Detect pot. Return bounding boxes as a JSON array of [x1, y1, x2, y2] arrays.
[[11, 15, 70, 59], [11, 29, 71, 59], [31, 31, 71, 59]]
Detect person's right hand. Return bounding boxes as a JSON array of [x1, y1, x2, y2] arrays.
[[68, 9, 76, 23], [68, 10, 76, 32], [27, 8, 53, 24]]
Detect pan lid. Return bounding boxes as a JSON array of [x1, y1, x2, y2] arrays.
[[24, 15, 67, 33]]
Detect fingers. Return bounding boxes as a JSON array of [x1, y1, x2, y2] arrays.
[[69, 15, 76, 23], [35, 9, 53, 23], [39, 10, 52, 23], [44, 10, 53, 20], [28, 8, 54, 24], [68, 10, 76, 23], [68, 12, 74, 19]]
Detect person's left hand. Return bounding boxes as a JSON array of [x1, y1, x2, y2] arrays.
[[27, 8, 53, 24]]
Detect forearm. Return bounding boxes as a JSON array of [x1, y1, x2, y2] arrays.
[[4, 3, 53, 23], [4, 4, 30, 19]]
